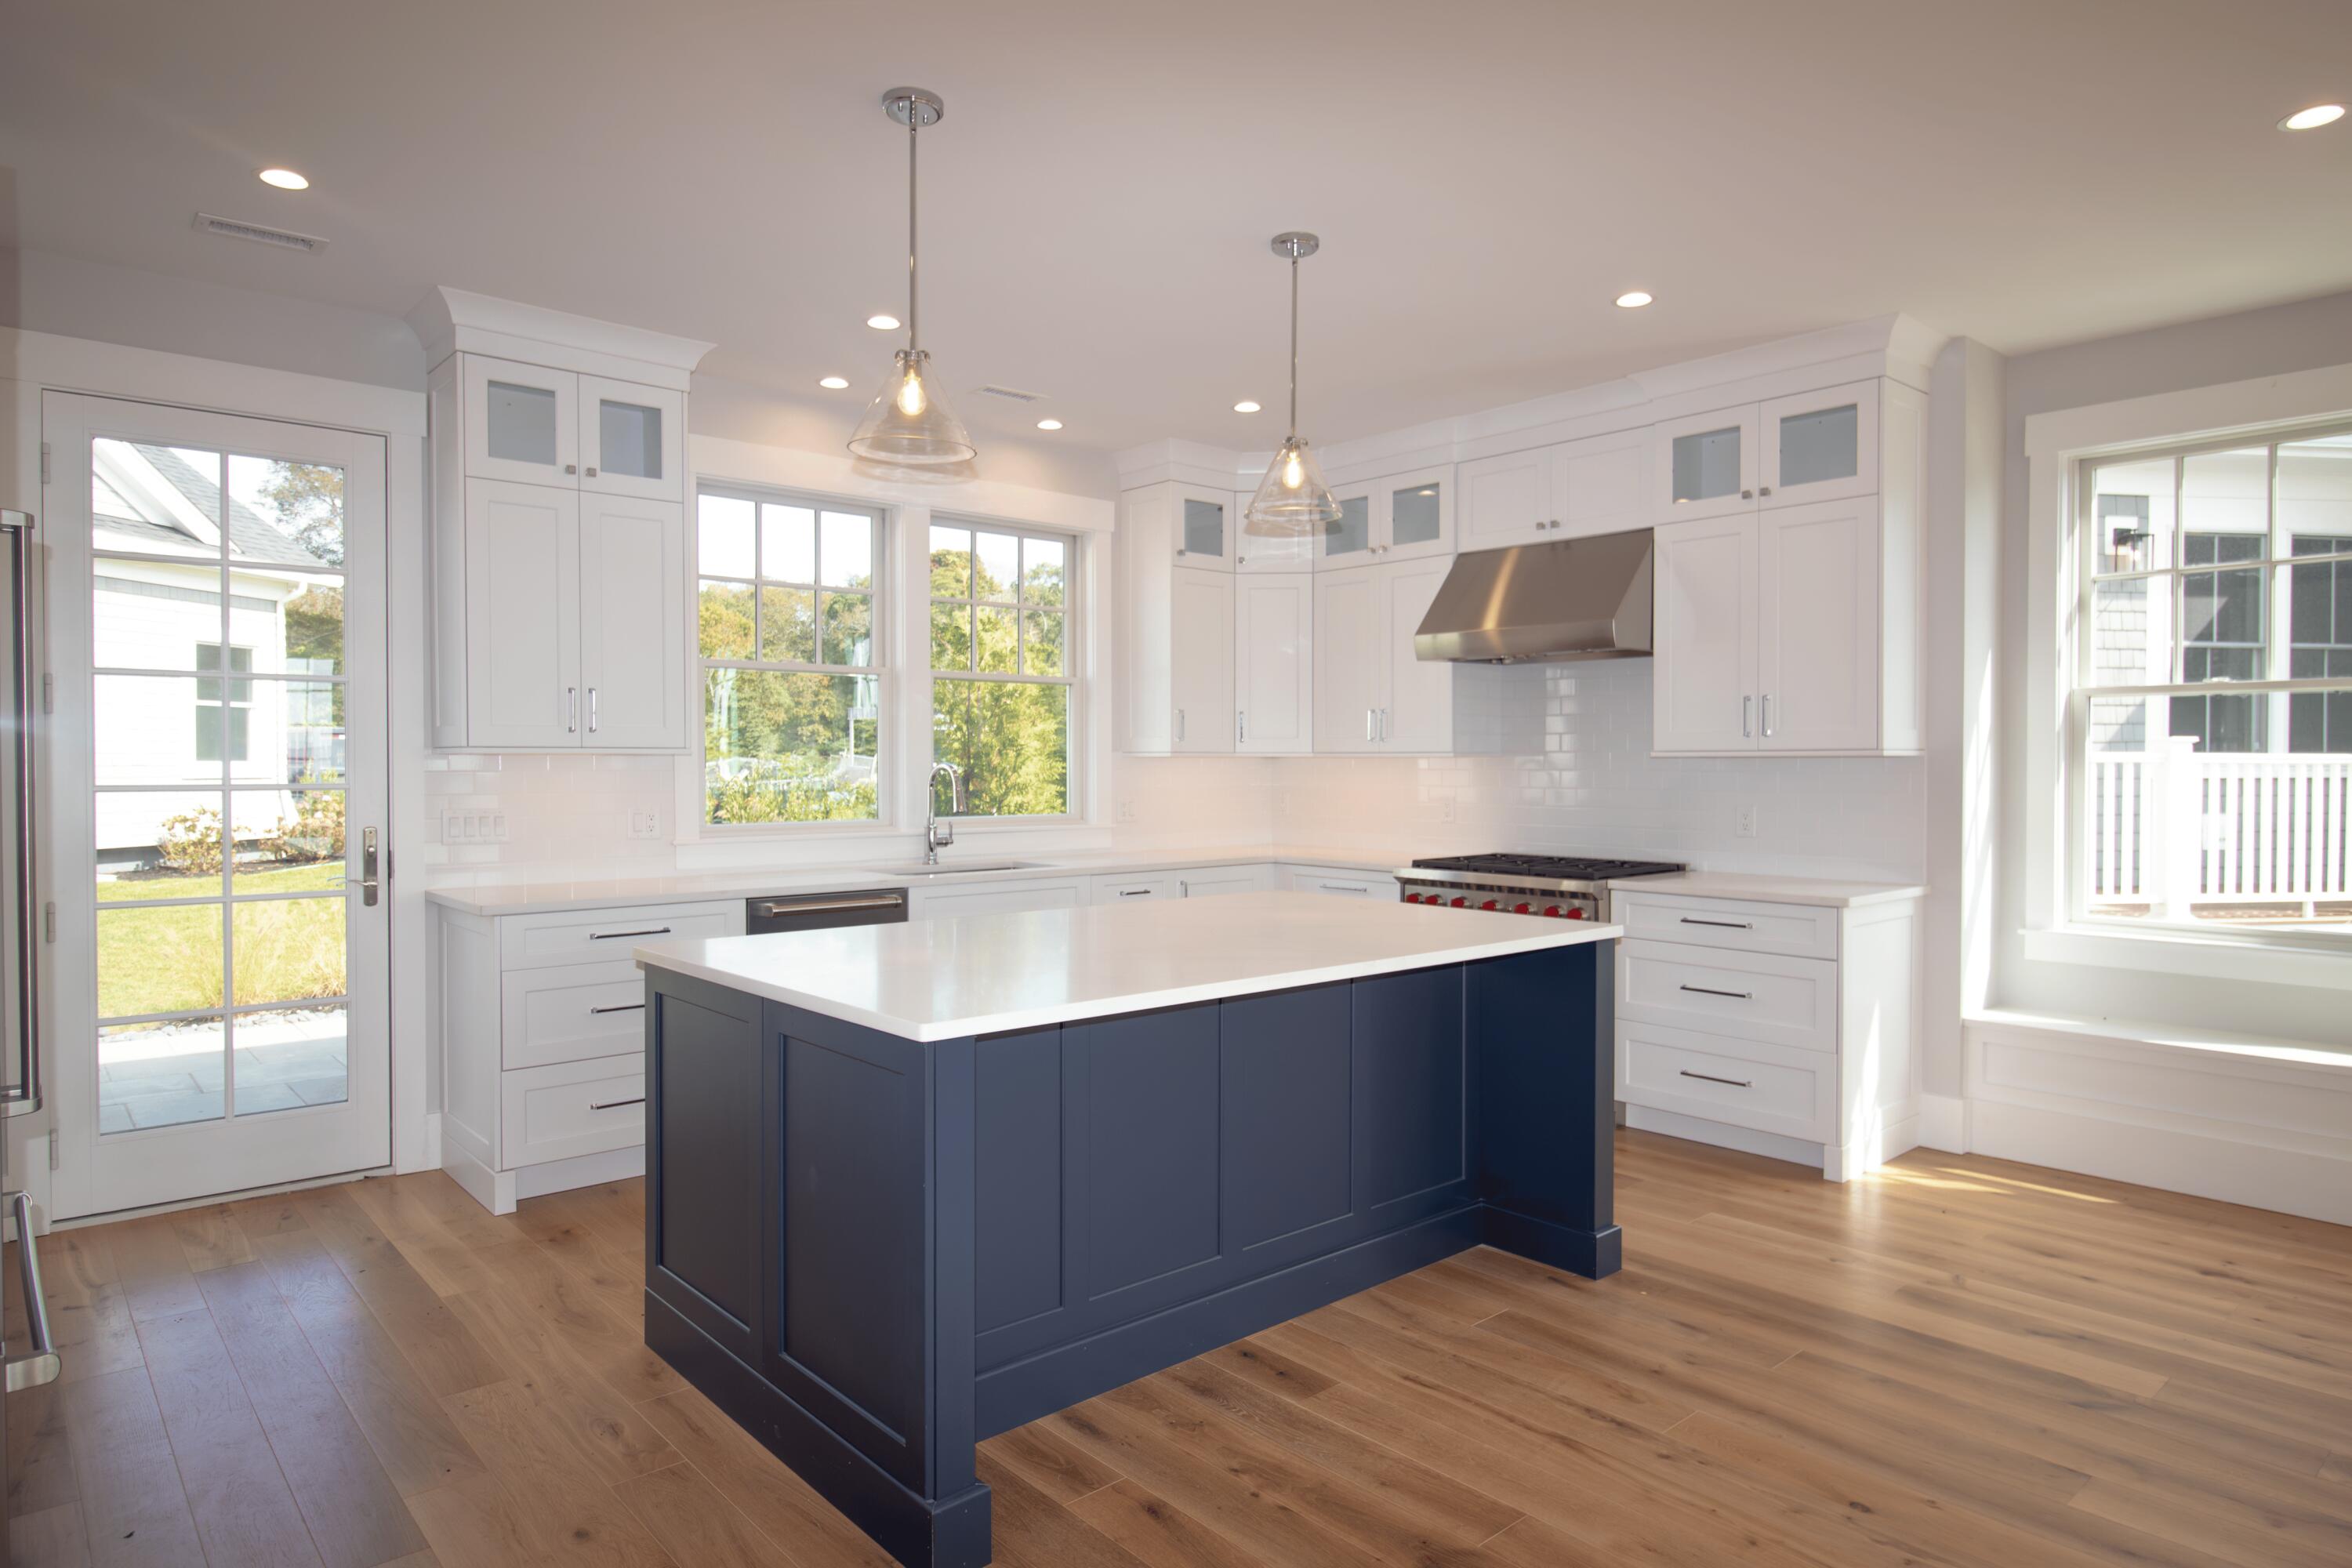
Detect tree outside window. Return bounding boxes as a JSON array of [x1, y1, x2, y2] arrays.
[[929, 522, 1073, 818]]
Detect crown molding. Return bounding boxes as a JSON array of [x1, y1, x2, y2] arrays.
[[1112, 313, 1951, 493], [406, 285, 716, 389]]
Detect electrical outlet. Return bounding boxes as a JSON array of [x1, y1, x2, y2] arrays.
[[1736, 804, 1759, 839], [1439, 797, 1457, 822], [627, 809, 661, 840], [1116, 798, 1137, 824]]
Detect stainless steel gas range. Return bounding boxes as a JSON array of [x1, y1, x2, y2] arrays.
[[1392, 853, 1686, 924]]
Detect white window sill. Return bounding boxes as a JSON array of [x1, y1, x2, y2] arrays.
[[2018, 923, 2352, 993]]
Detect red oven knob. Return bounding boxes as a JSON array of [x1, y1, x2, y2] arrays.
[[1403, 892, 1421, 902], [1566, 907, 1588, 920], [1513, 902, 1533, 914], [1479, 899, 1499, 911], [1542, 905, 1564, 917], [1449, 897, 1468, 909]]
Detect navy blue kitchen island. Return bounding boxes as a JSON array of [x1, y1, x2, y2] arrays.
[[633, 892, 1622, 1568]]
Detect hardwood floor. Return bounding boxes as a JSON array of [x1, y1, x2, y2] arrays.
[[8, 1128, 2350, 1568]]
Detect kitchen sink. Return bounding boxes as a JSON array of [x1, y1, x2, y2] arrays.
[[855, 861, 1052, 878]]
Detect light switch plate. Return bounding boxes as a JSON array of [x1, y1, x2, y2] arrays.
[[627, 809, 662, 840]]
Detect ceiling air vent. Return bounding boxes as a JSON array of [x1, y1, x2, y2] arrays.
[[975, 384, 1045, 404], [193, 212, 330, 254]]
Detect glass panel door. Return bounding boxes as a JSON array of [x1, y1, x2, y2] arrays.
[[462, 354, 579, 488], [580, 376, 683, 502], [48, 394, 389, 1218], [1178, 493, 1228, 564], [1319, 486, 1373, 565], [1759, 381, 1879, 506]]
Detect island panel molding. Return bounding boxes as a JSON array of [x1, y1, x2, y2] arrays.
[[641, 910, 1621, 1568]]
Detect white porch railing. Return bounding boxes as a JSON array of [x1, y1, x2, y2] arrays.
[[2090, 743, 2352, 910]]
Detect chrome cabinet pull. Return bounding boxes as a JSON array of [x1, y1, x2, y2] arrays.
[[589, 1002, 645, 1014], [1237, 710, 1245, 744], [1762, 695, 1774, 737], [588, 687, 599, 733], [589, 1096, 645, 1112], [1679, 916, 1752, 930], [1679, 984, 1753, 1000], [1365, 708, 1374, 742], [4, 1190, 61, 1392], [1679, 1070, 1751, 1089], [1118, 887, 1154, 897], [589, 926, 672, 940], [1176, 707, 1186, 742], [1744, 695, 1752, 739], [567, 686, 579, 732]]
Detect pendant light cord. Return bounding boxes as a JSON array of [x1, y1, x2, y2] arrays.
[[906, 100, 920, 354], [1287, 249, 1301, 441]]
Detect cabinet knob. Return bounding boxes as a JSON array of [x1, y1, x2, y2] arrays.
[[1740, 488, 1753, 499], [564, 463, 579, 475], [1176, 547, 1188, 557], [586, 466, 598, 478], [1758, 485, 1771, 496]]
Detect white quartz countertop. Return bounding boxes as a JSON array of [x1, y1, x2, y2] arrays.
[[1606, 870, 1926, 908], [424, 845, 1417, 916], [633, 890, 1621, 1042]]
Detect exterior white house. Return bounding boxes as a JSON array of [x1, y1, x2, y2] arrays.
[[91, 441, 342, 869]]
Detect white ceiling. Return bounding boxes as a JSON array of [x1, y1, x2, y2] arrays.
[[4, 0, 2350, 457]]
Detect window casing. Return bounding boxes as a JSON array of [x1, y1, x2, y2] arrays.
[[2073, 427, 2352, 941], [927, 520, 1075, 819], [694, 487, 883, 827]]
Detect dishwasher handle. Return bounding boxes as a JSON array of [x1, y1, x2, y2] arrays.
[[750, 893, 907, 920], [4, 1190, 60, 1392]]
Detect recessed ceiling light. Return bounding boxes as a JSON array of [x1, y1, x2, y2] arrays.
[[866, 314, 901, 330], [2280, 103, 2346, 130], [1036, 419, 1063, 431], [1233, 400, 1261, 414], [257, 168, 309, 190], [1615, 290, 1653, 309], [818, 375, 850, 390]]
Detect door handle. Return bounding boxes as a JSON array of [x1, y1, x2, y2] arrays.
[[1679, 916, 1753, 930], [1365, 708, 1374, 743], [4, 1191, 61, 1392], [589, 926, 672, 940], [343, 827, 379, 908], [1176, 707, 1185, 742], [1237, 710, 1245, 744], [1118, 887, 1154, 898], [1378, 708, 1388, 742]]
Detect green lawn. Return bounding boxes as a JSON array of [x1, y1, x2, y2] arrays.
[[96, 862, 346, 1019]]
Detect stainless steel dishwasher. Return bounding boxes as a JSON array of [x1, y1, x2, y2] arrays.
[[746, 887, 909, 934]]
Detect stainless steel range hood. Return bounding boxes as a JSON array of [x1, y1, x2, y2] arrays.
[[1412, 528, 1653, 664]]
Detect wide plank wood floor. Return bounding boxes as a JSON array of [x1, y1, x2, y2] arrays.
[[9, 1128, 2350, 1568]]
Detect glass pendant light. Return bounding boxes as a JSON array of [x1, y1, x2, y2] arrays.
[[1245, 232, 1341, 536], [850, 88, 976, 466]]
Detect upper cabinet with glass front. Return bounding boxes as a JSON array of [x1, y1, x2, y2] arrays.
[[1315, 465, 1454, 568], [459, 355, 683, 503], [1170, 486, 1232, 569], [1653, 380, 1882, 521], [409, 287, 712, 749]]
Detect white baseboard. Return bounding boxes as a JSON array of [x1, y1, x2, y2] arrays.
[[1917, 1093, 1967, 1152], [1624, 1104, 1824, 1171], [1961, 1014, 2352, 1229]]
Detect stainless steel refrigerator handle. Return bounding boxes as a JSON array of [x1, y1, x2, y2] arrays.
[[750, 895, 903, 919], [4, 1190, 61, 1392], [1, 513, 38, 1119]]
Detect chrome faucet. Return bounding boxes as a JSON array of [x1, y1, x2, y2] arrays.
[[925, 762, 966, 865]]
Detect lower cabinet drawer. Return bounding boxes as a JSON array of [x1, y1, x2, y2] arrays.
[[499, 961, 647, 1070], [1090, 873, 1179, 904], [1617, 1020, 1834, 1143], [1617, 939, 1838, 1054], [1283, 866, 1396, 898], [500, 1056, 645, 1168]]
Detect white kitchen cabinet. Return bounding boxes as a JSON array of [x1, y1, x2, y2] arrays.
[[421, 291, 709, 752], [1170, 566, 1236, 753], [439, 897, 744, 1214], [463, 354, 580, 488], [1178, 865, 1276, 898], [463, 477, 581, 748], [1457, 428, 1647, 550], [578, 492, 688, 749], [1655, 404, 1760, 522], [1173, 486, 1234, 570], [909, 877, 1087, 920], [1116, 483, 1240, 753], [1316, 466, 1454, 568], [1091, 873, 1179, 904], [1279, 866, 1399, 898], [1312, 558, 1507, 755], [579, 376, 683, 503], [1650, 378, 1923, 757], [1235, 572, 1313, 753], [1614, 886, 1921, 1181]]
